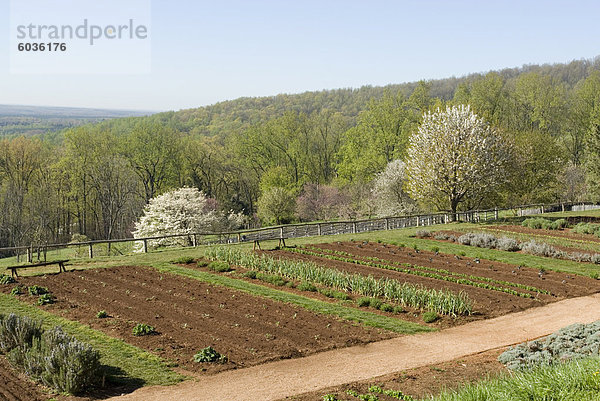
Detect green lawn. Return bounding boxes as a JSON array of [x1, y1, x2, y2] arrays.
[[0, 293, 184, 387]]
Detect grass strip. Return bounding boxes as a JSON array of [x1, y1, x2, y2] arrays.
[[427, 357, 600, 401], [152, 263, 433, 334], [0, 293, 184, 386]]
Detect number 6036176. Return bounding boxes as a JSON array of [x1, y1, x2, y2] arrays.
[[17, 42, 67, 51]]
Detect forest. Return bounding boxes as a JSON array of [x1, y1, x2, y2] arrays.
[[1, 57, 600, 249]]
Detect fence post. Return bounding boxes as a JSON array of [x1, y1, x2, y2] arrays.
[[27, 245, 32, 263], [352, 222, 357, 234], [384, 218, 389, 230], [88, 243, 93, 259], [143, 239, 148, 253], [192, 234, 197, 247], [237, 233, 241, 243], [317, 223, 322, 236], [494, 208, 498, 220], [561, 203, 565, 212], [279, 227, 284, 239], [416, 216, 420, 227], [541, 205, 544, 214]]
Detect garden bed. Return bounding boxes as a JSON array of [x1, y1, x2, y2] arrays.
[[0, 266, 391, 375], [266, 241, 599, 319]]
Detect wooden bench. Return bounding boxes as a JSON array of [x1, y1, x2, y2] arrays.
[[252, 238, 287, 250], [6, 260, 70, 278]]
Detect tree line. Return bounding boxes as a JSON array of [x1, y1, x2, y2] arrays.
[[2, 58, 600, 250]]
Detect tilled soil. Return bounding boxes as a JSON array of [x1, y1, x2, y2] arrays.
[[1, 266, 392, 375], [280, 348, 506, 401], [0, 357, 50, 401], [266, 241, 600, 318]]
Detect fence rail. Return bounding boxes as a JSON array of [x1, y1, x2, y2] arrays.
[[1, 201, 598, 263]]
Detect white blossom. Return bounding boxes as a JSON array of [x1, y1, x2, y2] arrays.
[[372, 159, 416, 217], [406, 105, 513, 213]]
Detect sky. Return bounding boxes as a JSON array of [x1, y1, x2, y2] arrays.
[[0, 0, 599, 112]]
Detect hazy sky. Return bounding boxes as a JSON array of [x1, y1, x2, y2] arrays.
[[1, 0, 599, 112]]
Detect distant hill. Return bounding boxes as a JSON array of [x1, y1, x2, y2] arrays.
[[0, 104, 154, 138], [151, 57, 600, 138]]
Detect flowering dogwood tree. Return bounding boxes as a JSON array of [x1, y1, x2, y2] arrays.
[[132, 187, 243, 251], [406, 105, 512, 214], [372, 159, 416, 217]]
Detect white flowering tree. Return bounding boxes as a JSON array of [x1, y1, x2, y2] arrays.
[[132, 187, 242, 251], [406, 105, 513, 214], [372, 159, 416, 217]]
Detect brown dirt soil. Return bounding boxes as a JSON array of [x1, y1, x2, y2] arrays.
[[1, 266, 391, 375], [108, 293, 600, 401], [279, 348, 505, 401], [265, 241, 600, 319], [0, 356, 52, 401]]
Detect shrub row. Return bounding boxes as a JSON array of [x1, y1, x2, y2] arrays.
[[441, 231, 600, 265], [205, 247, 473, 316], [573, 222, 600, 237], [522, 217, 568, 230], [0, 313, 101, 394], [293, 245, 545, 297], [498, 321, 600, 370]]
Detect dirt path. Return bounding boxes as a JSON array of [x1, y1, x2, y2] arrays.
[[109, 293, 600, 401]]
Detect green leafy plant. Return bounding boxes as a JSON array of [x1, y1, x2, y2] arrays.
[[197, 260, 210, 267], [207, 261, 232, 272], [422, 311, 439, 323], [379, 303, 394, 312], [10, 285, 24, 296], [0, 274, 15, 285], [96, 310, 108, 318], [37, 294, 55, 305], [132, 323, 156, 336], [193, 346, 228, 363], [27, 285, 48, 296], [357, 297, 371, 307], [322, 395, 339, 401], [243, 270, 257, 279], [173, 256, 195, 264]]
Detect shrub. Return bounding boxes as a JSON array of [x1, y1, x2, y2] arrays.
[[242, 270, 257, 279], [357, 297, 371, 307], [415, 230, 431, 238], [207, 261, 232, 272], [0, 274, 15, 285], [0, 313, 42, 352], [132, 323, 156, 336], [422, 311, 439, 323], [380, 303, 394, 312], [393, 306, 405, 314], [27, 285, 48, 296], [520, 240, 564, 258], [498, 321, 600, 370], [256, 272, 286, 286], [173, 256, 195, 264], [457, 233, 475, 245], [96, 310, 108, 319], [434, 232, 450, 240], [496, 236, 520, 252], [37, 294, 54, 305], [369, 298, 383, 310], [591, 255, 600, 265], [551, 219, 568, 230], [573, 222, 600, 236], [319, 288, 334, 298], [469, 233, 497, 249], [21, 327, 101, 394], [197, 260, 210, 267], [297, 282, 317, 292], [522, 217, 552, 229], [333, 291, 351, 301], [193, 346, 227, 363]]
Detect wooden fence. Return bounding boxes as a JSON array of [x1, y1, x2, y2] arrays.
[[1, 201, 597, 263]]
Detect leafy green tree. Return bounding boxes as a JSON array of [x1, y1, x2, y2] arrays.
[[257, 187, 296, 225]]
